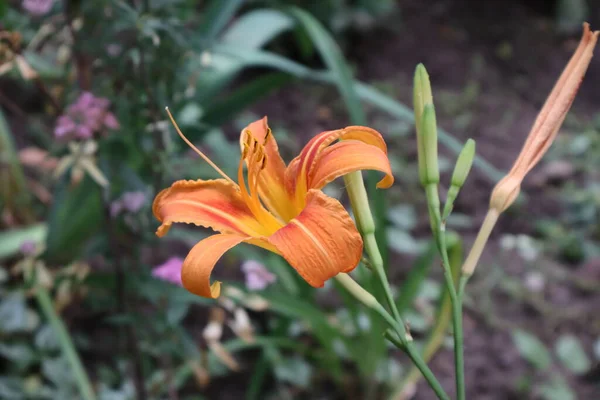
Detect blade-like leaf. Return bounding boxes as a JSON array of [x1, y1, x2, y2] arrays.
[[202, 72, 293, 127], [45, 176, 104, 264], [222, 9, 295, 49], [199, 0, 246, 42], [211, 44, 503, 181], [512, 329, 552, 370], [396, 242, 437, 314], [0, 109, 34, 223]]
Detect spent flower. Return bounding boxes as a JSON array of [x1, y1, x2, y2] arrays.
[[490, 23, 599, 213], [462, 23, 599, 277]]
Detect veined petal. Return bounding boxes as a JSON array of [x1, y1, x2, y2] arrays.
[[287, 126, 389, 199], [240, 117, 296, 220], [266, 189, 363, 287], [308, 139, 394, 190], [152, 179, 267, 237], [182, 234, 248, 298]]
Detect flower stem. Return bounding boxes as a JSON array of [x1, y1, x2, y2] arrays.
[[437, 228, 466, 400], [35, 287, 96, 400], [335, 274, 450, 400], [343, 172, 449, 400], [344, 172, 402, 323], [461, 208, 499, 276]]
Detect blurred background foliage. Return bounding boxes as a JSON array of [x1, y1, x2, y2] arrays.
[[1, 0, 599, 399]]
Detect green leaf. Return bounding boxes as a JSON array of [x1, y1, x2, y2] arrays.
[[0, 224, 47, 260], [222, 9, 295, 49], [388, 205, 417, 230], [0, 292, 28, 333], [260, 291, 343, 378], [538, 374, 575, 400], [555, 334, 591, 374], [396, 242, 436, 313], [273, 356, 312, 389], [287, 7, 365, 124], [0, 109, 34, 223], [45, 176, 104, 264], [210, 44, 503, 181], [199, 0, 245, 41], [512, 329, 552, 370], [386, 228, 423, 255], [35, 324, 60, 352], [42, 357, 76, 388], [0, 377, 24, 399], [191, 8, 296, 107], [22, 51, 64, 79], [202, 72, 293, 127], [0, 343, 36, 370]]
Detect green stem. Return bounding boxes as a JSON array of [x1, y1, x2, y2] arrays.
[[335, 275, 450, 400], [342, 172, 449, 400], [35, 288, 96, 400], [438, 229, 465, 400], [344, 172, 402, 324]]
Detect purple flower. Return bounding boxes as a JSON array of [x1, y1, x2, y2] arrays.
[[152, 257, 184, 286], [20, 240, 37, 256], [22, 0, 54, 16], [111, 191, 147, 217], [54, 92, 119, 141], [241, 260, 276, 291]]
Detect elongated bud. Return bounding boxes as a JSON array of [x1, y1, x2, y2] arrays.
[[451, 139, 475, 187], [421, 104, 439, 185], [413, 64, 433, 186], [442, 139, 476, 221]]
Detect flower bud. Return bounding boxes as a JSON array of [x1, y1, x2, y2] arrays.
[[451, 139, 475, 188], [413, 64, 433, 186], [421, 104, 439, 185], [443, 139, 476, 221]]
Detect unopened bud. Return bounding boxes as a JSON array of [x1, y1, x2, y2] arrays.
[[413, 64, 433, 186], [421, 105, 439, 185], [451, 139, 475, 188]]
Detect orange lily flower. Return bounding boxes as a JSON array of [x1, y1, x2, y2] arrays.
[[153, 113, 394, 298]]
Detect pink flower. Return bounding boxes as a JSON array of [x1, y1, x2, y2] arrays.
[[54, 92, 119, 141], [241, 260, 276, 291], [111, 191, 147, 217], [20, 240, 37, 256], [152, 257, 184, 286], [22, 0, 54, 16]]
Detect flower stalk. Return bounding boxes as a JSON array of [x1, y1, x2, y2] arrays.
[[414, 63, 469, 400], [343, 172, 450, 400]]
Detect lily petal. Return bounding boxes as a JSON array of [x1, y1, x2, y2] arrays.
[[240, 117, 296, 220], [152, 179, 267, 237], [182, 234, 248, 298], [266, 189, 363, 287], [308, 139, 394, 190], [287, 126, 389, 199]]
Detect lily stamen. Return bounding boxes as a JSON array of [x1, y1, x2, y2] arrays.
[[165, 107, 236, 186]]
